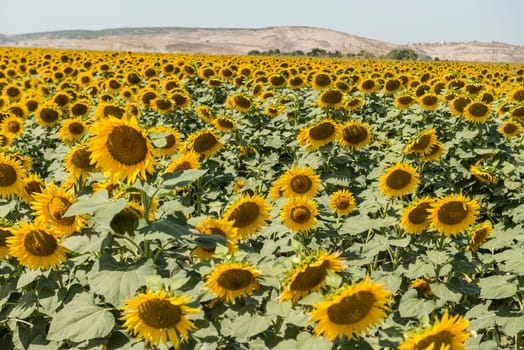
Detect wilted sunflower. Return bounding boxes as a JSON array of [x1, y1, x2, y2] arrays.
[[226, 93, 253, 113], [281, 197, 319, 233], [185, 129, 222, 158], [206, 262, 260, 303], [469, 162, 497, 184], [337, 121, 372, 151], [329, 189, 356, 217], [64, 144, 98, 182], [264, 105, 284, 118], [195, 105, 214, 122], [0, 156, 25, 199], [309, 278, 392, 341], [418, 141, 445, 162], [1, 114, 24, 138], [18, 173, 44, 204], [7, 221, 68, 270], [318, 89, 345, 109], [409, 278, 434, 299], [88, 117, 155, 184], [35, 102, 62, 127], [379, 163, 419, 199], [345, 96, 364, 111], [148, 125, 182, 157], [212, 116, 237, 131], [398, 309, 470, 350], [463, 101, 491, 123], [275, 167, 321, 198], [429, 193, 479, 236], [0, 225, 13, 258], [297, 119, 338, 151], [404, 129, 438, 155], [58, 118, 87, 144], [223, 194, 271, 239], [498, 120, 521, 138], [418, 93, 440, 110], [31, 182, 87, 236], [400, 197, 434, 234], [192, 217, 238, 260], [120, 290, 199, 349], [280, 251, 343, 303], [466, 221, 493, 251]]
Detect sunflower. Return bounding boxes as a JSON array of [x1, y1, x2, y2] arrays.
[[58, 118, 87, 144], [398, 309, 470, 350], [206, 262, 260, 303], [498, 120, 521, 138], [35, 102, 62, 127], [110, 201, 143, 235], [274, 167, 321, 198], [384, 78, 402, 94], [223, 194, 271, 239], [94, 102, 127, 120], [337, 121, 372, 151], [192, 217, 238, 260], [212, 116, 237, 132], [64, 144, 98, 182], [1, 114, 24, 138], [3, 83, 23, 101], [195, 105, 214, 122], [226, 93, 253, 113], [165, 151, 201, 174], [509, 105, 524, 120], [409, 278, 434, 299], [309, 278, 392, 341], [329, 189, 356, 217], [418, 141, 445, 162], [0, 156, 25, 199], [268, 73, 287, 88], [310, 72, 332, 90], [429, 194, 479, 236], [18, 173, 45, 204], [120, 290, 199, 349], [400, 197, 434, 234], [449, 96, 471, 117], [297, 120, 338, 151], [31, 182, 87, 236], [264, 105, 284, 118], [185, 129, 222, 158], [379, 163, 419, 199], [7, 221, 68, 270], [318, 89, 345, 109], [404, 129, 438, 155], [0, 225, 13, 258], [345, 96, 364, 111], [148, 125, 182, 157], [469, 162, 497, 184], [69, 99, 91, 117], [280, 251, 343, 303], [281, 197, 319, 233], [466, 221, 493, 251], [418, 93, 440, 110], [358, 78, 379, 94], [463, 101, 491, 123], [288, 75, 306, 89], [88, 117, 155, 184]]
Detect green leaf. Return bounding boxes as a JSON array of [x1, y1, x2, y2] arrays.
[[496, 315, 524, 336], [47, 293, 115, 342], [424, 250, 450, 266], [0, 200, 16, 218], [8, 290, 37, 319], [63, 189, 112, 216], [478, 275, 517, 299], [398, 289, 438, 319], [162, 169, 207, 189], [87, 256, 156, 307], [17, 269, 43, 289], [227, 314, 273, 339], [295, 332, 332, 350]]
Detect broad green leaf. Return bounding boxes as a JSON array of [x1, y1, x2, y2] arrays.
[[9, 290, 37, 319], [296, 332, 332, 350], [227, 314, 273, 339], [496, 315, 524, 336], [272, 339, 297, 350], [162, 169, 207, 188], [87, 256, 156, 307], [398, 289, 437, 318], [47, 293, 115, 342], [17, 269, 43, 289], [63, 189, 111, 216], [478, 275, 517, 299], [266, 299, 292, 317]]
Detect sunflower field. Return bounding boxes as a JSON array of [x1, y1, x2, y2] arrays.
[[0, 47, 523, 350]]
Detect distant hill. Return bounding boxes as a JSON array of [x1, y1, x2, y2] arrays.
[[1, 26, 523, 63]]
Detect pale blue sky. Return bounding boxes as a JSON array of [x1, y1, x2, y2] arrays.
[[1, 0, 522, 45]]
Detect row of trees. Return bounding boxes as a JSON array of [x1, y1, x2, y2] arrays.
[[247, 48, 433, 61]]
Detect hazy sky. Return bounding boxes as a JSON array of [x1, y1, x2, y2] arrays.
[[1, 0, 522, 45]]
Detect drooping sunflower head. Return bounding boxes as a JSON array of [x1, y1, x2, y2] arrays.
[[58, 118, 88, 144], [404, 129, 438, 155], [223, 194, 271, 239], [280, 251, 343, 303], [466, 221, 493, 251], [400, 197, 434, 234], [212, 116, 237, 132], [277, 166, 321, 198], [206, 262, 261, 303], [195, 105, 214, 122], [429, 193, 480, 236], [409, 278, 434, 299], [418, 141, 445, 162], [148, 125, 182, 157], [110, 201, 143, 235], [280, 197, 319, 233], [264, 105, 285, 118], [398, 309, 470, 350], [345, 96, 364, 111], [88, 117, 155, 184], [31, 182, 88, 236], [18, 173, 44, 204], [510, 105, 524, 120], [310, 278, 392, 341], [469, 162, 498, 184], [329, 189, 356, 217], [498, 120, 521, 138], [337, 121, 372, 151], [297, 119, 338, 151], [463, 101, 491, 123], [318, 89, 345, 109], [379, 162, 420, 199], [0, 156, 25, 199], [192, 217, 238, 260], [120, 290, 199, 349], [7, 220, 68, 270], [185, 129, 222, 158]]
